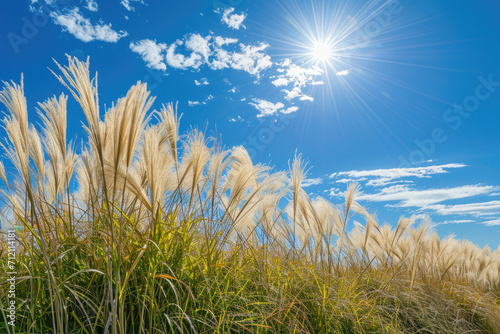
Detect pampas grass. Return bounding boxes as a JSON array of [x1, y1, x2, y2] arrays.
[[0, 56, 499, 333]]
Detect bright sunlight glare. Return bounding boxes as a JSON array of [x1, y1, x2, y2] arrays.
[[312, 42, 333, 62]]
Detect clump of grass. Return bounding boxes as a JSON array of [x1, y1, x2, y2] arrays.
[[0, 56, 499, 333]]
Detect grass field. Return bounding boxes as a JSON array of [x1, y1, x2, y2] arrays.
[[0, 56, 499, 333]]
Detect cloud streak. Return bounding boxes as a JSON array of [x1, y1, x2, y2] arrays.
[[357, 184, 498, 208], [426, 200, 500, 217], [121, 0, 145, 11], [330, 163, 466, 187], [302, 177, 323, 188]]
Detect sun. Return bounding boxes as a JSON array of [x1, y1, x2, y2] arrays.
[[312, 42, 333, 62]]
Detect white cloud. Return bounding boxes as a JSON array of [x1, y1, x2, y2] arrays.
[[84, 0, 98, 11], [51, 8, 128, 42], [248, 98, 299, 117], [330, 163, 466, 187], [210, 48, 231, 70], [426, 201, 500, 217], [302, 178, 323, 188], [324, 187, 343, 197], [283, 87, 302, 101], [130, 39, 167, 70], [436, 220, 475, 225], [249, 98, 284, 118], [282, 106, 299, 114], [271, 60, 323, 101], [282, 86, 313, 103], [185, 33, 212, 62], [229, 116, 244, 123], [194, 78, 209, 86], [299, 95, 314, 102], [221, 7, 247, 30], [336, 69, 351, 76], [188, 95, 213, 107], [357, 184, 499, 208], [276, 61, 324, 88], [220, 43, 272, 77], [132, 34, 272, 77], [336, 177, 367, 184], [214, 36, 238, 47], [482, 219, 500, 226], [121, 0, 133, 10], [278, 59, 291, 67], [271, 78, 289, 87], [166, 40, 204, 69], [121, 0, 144, 11]]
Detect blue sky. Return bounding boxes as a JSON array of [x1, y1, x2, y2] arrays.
[[1, 0, 500, 248]]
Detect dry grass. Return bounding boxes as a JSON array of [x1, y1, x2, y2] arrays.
[[0, 56, 499, 333]]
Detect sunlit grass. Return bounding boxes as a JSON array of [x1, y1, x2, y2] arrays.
[[0, 56, 499, 333]]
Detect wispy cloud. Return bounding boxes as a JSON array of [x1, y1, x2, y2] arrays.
[[436, 219, 475, 225], [229, 116, 244, 123], [194, 78, 209, 86], [482, 219, 500, 226], [51, 8, 128, 42], [336, 69, 351, 76], [357, 184, 498, 208], [121, 0, 145, 11], [336, 177, 367, 184], [328, 163, 500, 227], [221, 7, 246, 30], [84, 0, 98, 12], [271, 59, 323, 102], [426, 200, 500, 217], [188, 94, 214, 107], [302, 177, 323, 188], [324, 187, 342, 197], [330, 163, 466, 187]]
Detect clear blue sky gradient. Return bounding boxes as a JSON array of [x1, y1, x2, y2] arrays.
[[1, 0, 499, 248]]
